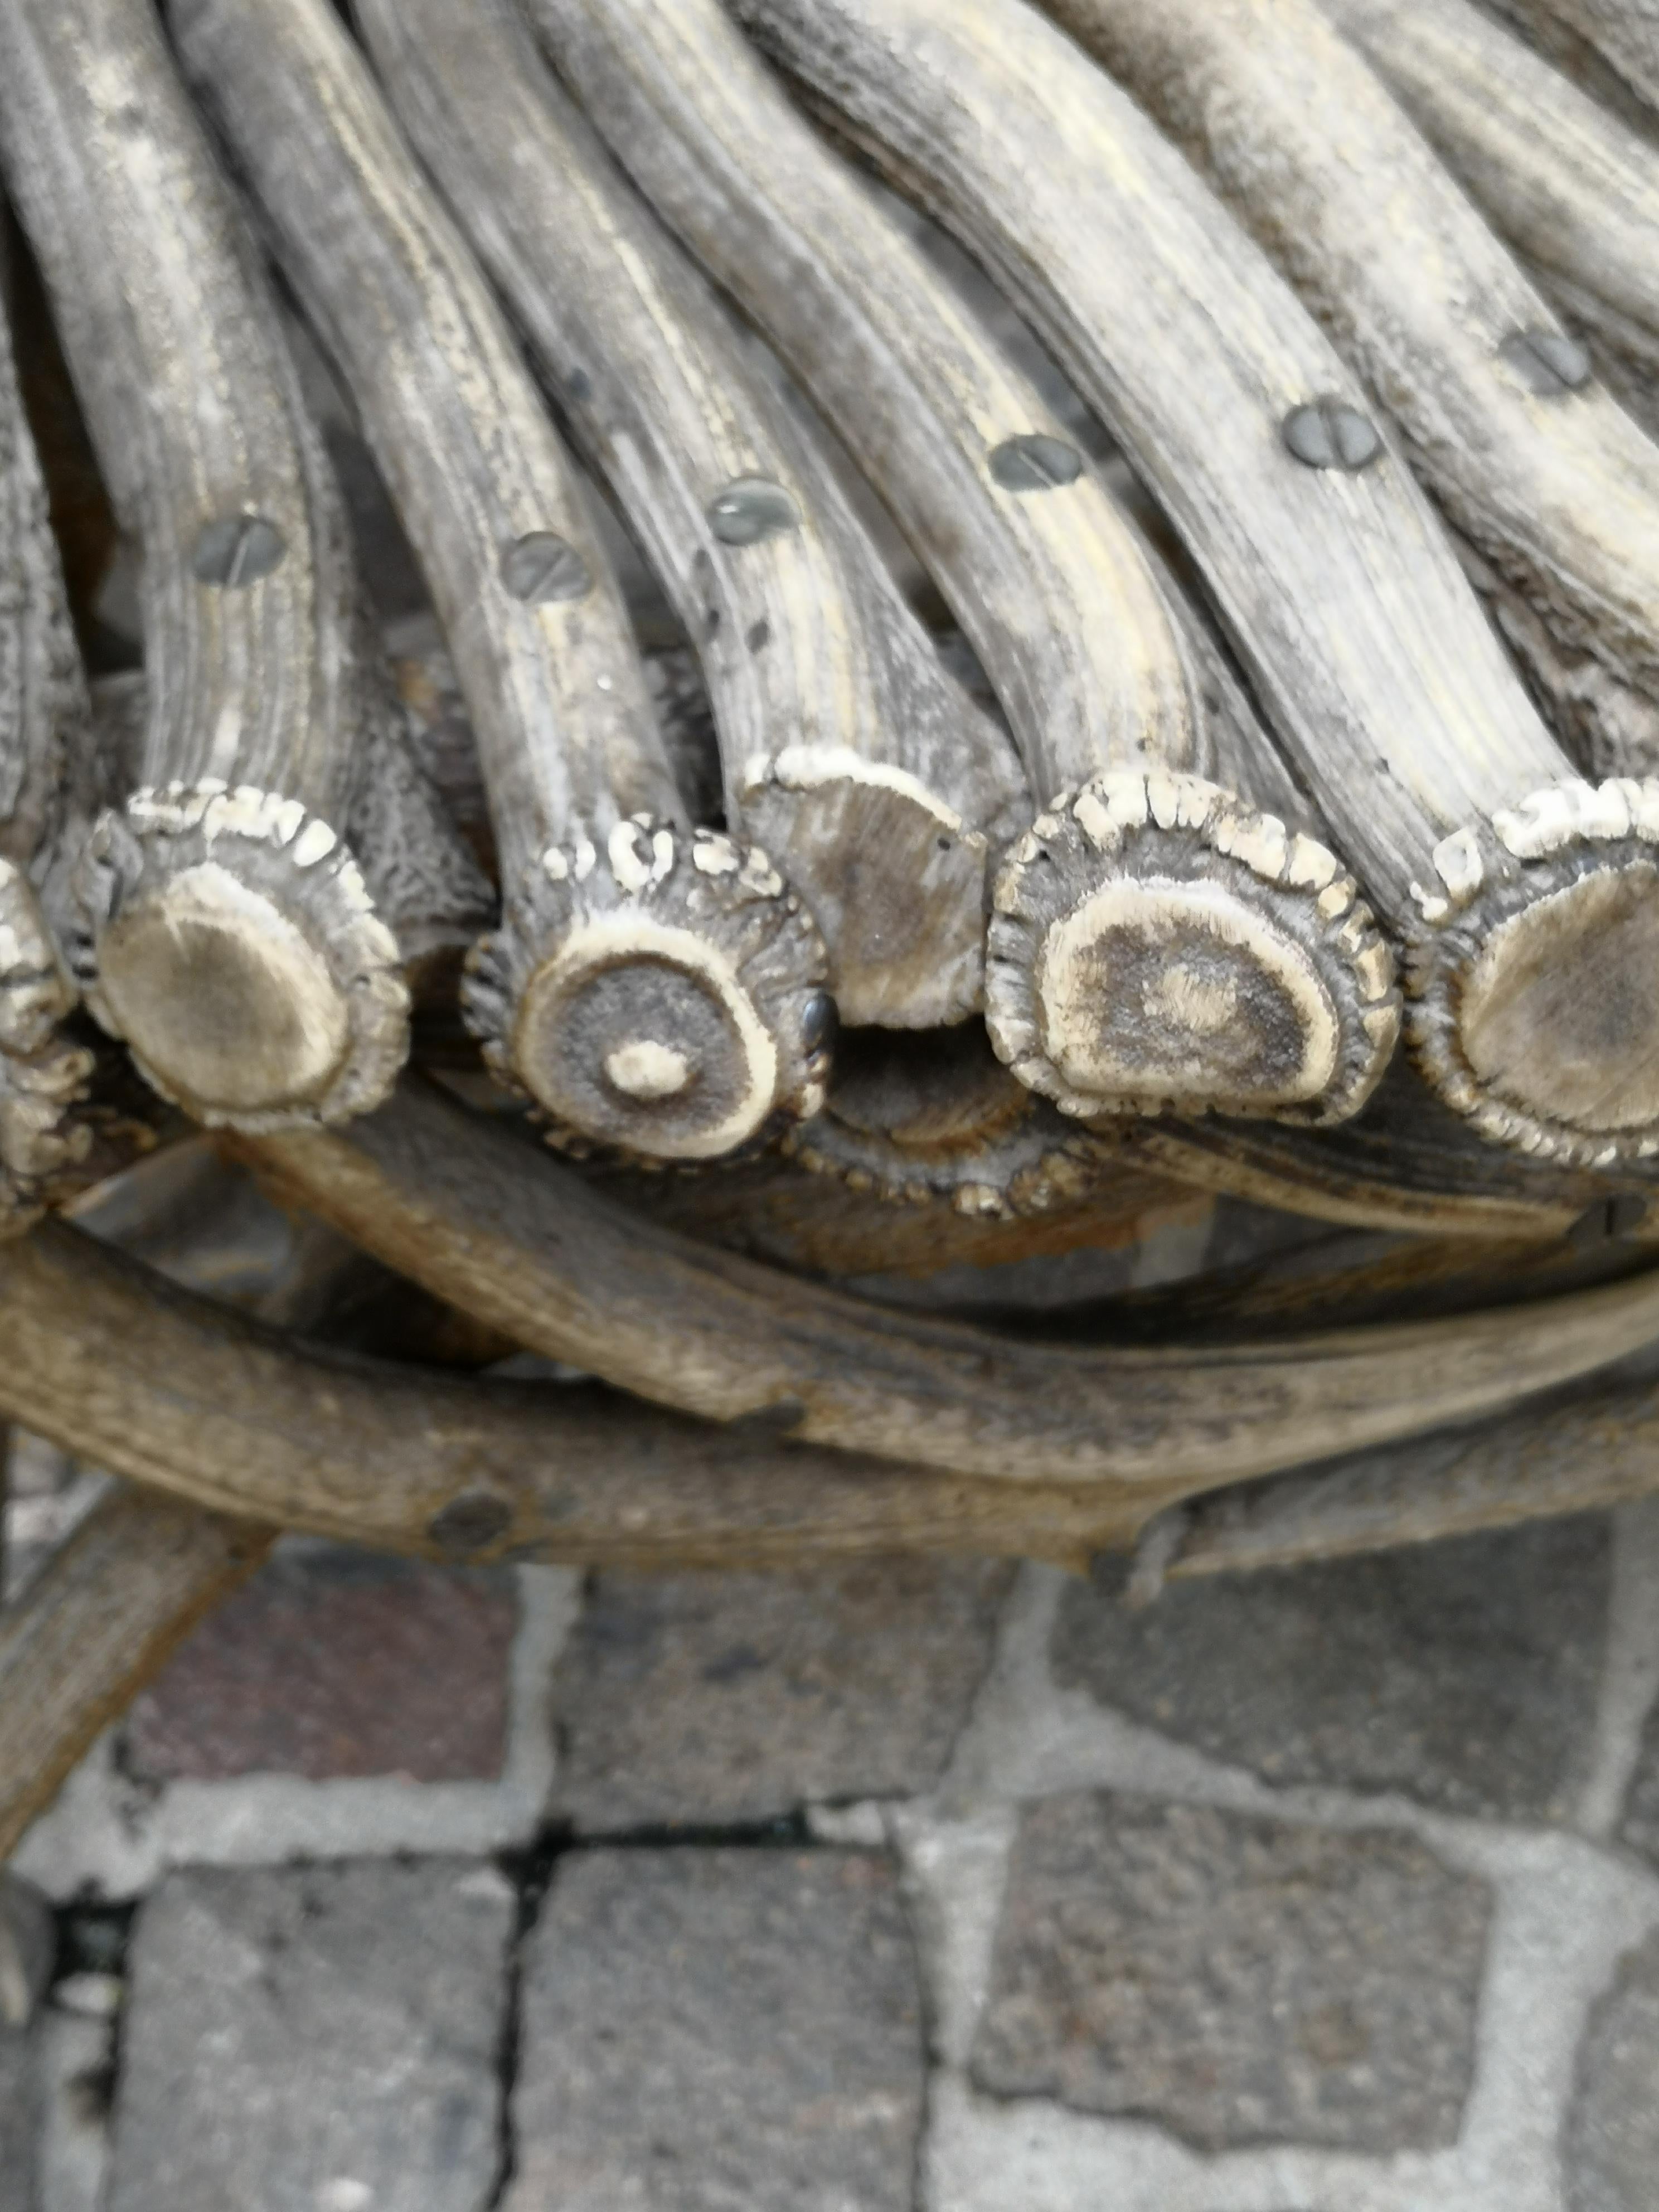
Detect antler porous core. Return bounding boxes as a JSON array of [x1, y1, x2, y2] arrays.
[[510, 918, 782, 1160], [1408, 780, 1659, 1160], [1458, 863, 1659, 1136], [74, 785, 410, 1130], [95, 865, 352, 1118], [986, 770, 1398, 1124], [1035, 876, 1342, 1111], [739, 751, 992, 1029]]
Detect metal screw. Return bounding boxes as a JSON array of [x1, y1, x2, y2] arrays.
[[989, 433, 1083, 492], [501, 531, 593, 604], [426, 1490, 513, 1554], [799, 988, 838, 1060], [1569, 1193, 1648, 1246], [192, 513, 285, 589], [1500, 327, 1593, 395], [706, 477, 799, 547], [1280, 400, 1382, 473]]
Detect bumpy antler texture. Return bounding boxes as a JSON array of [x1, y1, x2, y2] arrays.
[[174, 0, 831, 1162]]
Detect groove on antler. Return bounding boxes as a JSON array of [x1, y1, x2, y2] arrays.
[[527, 0, 1398, 1128], [172, 0, 830, 1163], [0, 0, 410, 1132], [360, 0, 1023, 1032], [729, 0, 1659, 1169]]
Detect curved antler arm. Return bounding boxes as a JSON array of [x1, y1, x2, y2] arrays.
[[232, 1073, 1659, 1492], [171, 0, 829, 1165], [0, 0, 410, 1132], [0, 1490, 270, 1862]]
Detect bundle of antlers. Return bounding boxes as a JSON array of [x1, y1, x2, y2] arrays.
[[6, 0, 1659, 1854]]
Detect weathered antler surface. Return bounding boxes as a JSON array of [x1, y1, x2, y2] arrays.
[[0, 293, 96, 1223], [0, 1220, 1154, 1570], [528, 0, 1399, 1128], [731, 0, 1659, 1171], [1052, 0, 1659, 788], [1321, 0, 1659, 441], [0, 0, 411, 1132], [1151, 1358, 1659, 1582], [1490, 0, 1659, 110], [1133, 1058, 1659, 1241], [0, 1489, 270, 1861], [172, 0, 830, 1164], [360, 0, 1023, 1034], [235, 1074, 1659, 1490]]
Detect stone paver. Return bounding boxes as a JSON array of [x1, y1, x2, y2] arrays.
[[106, 1859, 514, 2212], [1563, 1926, 1659, 2212], [505, 1847, 923, 2212], [1052, 1517, 1611, 1819], [550, 1560, 1012, 1827], [124, 1544, 517, 1784], [972, 1790, 1491, 2153]]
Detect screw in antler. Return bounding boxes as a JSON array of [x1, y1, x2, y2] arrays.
[[1280, 400, 1382, 472], [706, 477, 800, 546], [1499, 327, 1593, 395], [499, 530, 593, 603], [191, 512, 286, 589], [988, 433, 1082, 491]]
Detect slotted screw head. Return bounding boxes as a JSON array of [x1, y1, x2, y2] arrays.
[[501, 531, 593, 604], [799, 988, 838, 1060], [192, 513, 286, 589], [989, 433, 1083, 492], [707, 477, 800, 547], [1500, 327, 1593, 395], [1281, 400, 1382, 472]]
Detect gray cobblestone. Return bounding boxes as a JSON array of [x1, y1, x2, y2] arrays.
[[1563, 1925, 1659, 2212], [551, 1560, 1013, 1827], [106, 1860, 514, 2212], [972, 1790, 1491, 2153], [1052, 1517, 1611, 1819], [505, 1848, 923, 2211]]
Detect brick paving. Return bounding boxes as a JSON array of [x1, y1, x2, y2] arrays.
[[7, 1439, 1659, 2211]]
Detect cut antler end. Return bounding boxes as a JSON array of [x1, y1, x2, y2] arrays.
[[986, 769, 1398, 1124], [463, 818, 833, 1162], [73, 783, 410, 1130], [783, 1018, 1116, 1216], [738, 745, 993, 1030], [1409, 778, 1659, 1163]]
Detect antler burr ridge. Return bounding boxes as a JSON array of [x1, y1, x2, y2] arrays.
[[731, 0, 1659, 1168], [171, 0, 831, 1162], [356, 0, 1025, 1035], [0, 0, 411, 1133], [526, 0, 1398, 1124]]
